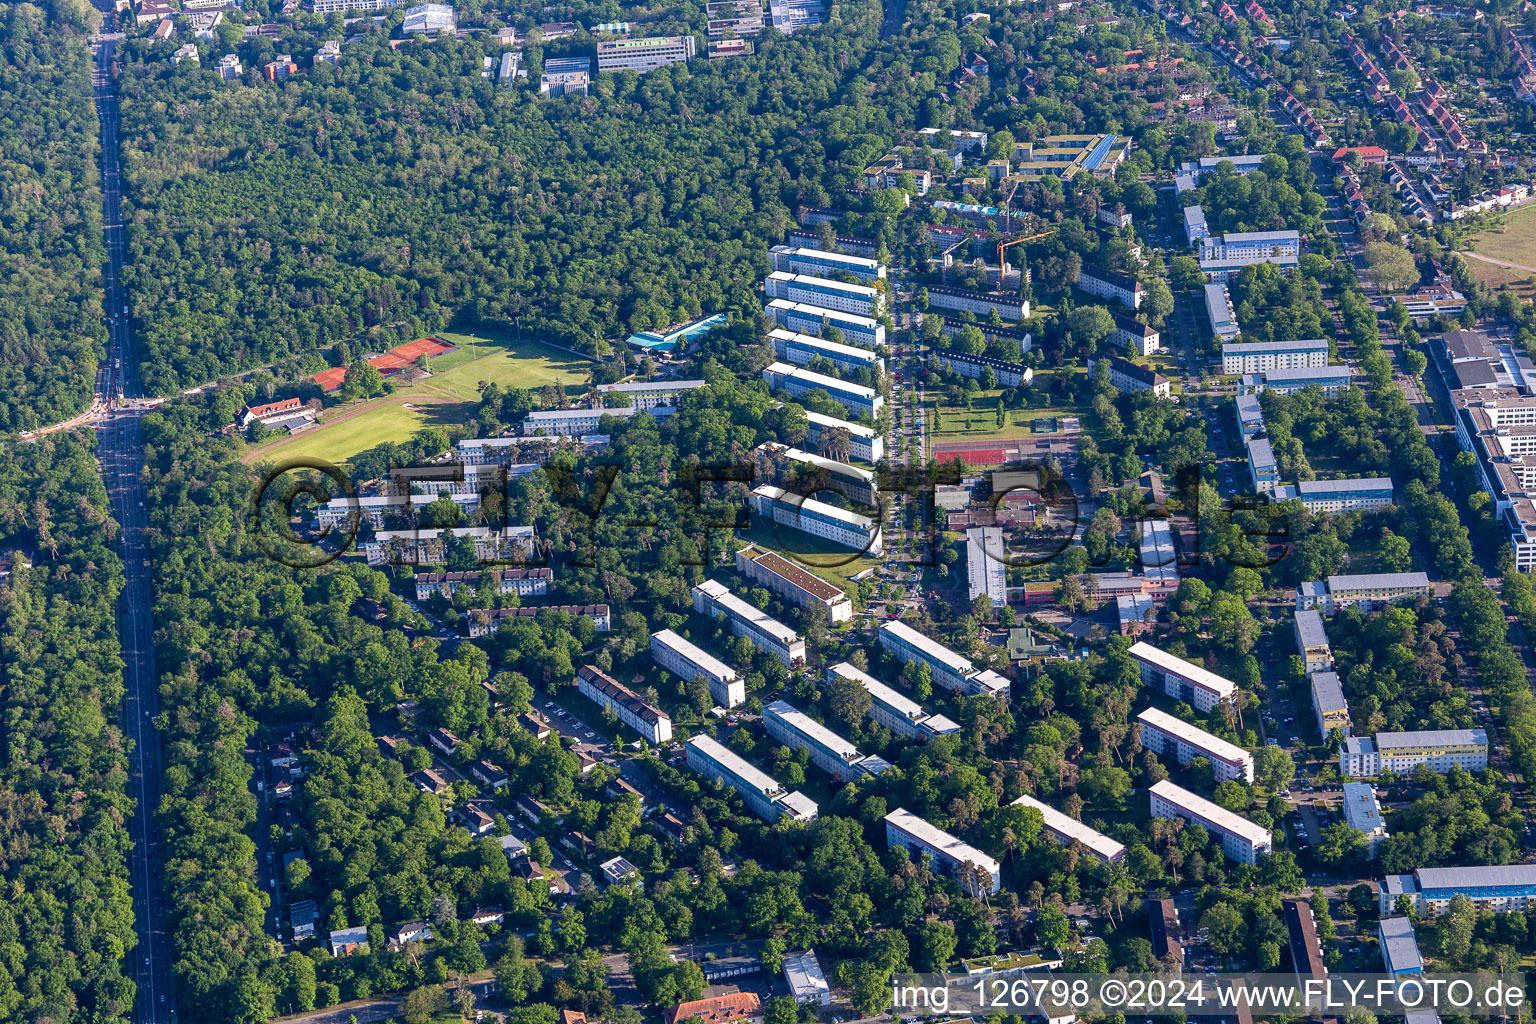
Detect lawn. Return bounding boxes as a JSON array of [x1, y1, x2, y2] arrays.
[[1464, 258, 1536, 301], [1466, 203, 1536, 269], [926, 391, 1085, 440], [735, 521, 881, 594], [247, 329, 593, 466]]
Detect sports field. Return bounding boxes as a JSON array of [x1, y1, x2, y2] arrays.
[[1466, 204, 1536, 271], [246, 330, 593, 466]]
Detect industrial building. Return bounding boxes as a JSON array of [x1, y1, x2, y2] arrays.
[[965, 526, 1007, 609]]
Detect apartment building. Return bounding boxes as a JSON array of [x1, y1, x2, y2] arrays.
[[917, 126, 989, 152], [1113, 316, 1161, 356], [706, 0, 764, 39], [1136, 707, 1254, 783], [1149, 779, 1272, 864], [1342, 782, 1389, 858], [1010, 793, 1126, 863], [1077, 263, 1144, 308], [765, 272, 884, 317], [804, 410, 884, 462], [522, 404, 677, 436], [1380, 864, 1536, 917], [465, 605, 610, 638], [1200, 230, 1300, 262], [765, 299, 885, 349], [414, 568, 553, 601], [593, 378, 707, 409], [769, 245, 887, 282], [1237, 393, 1265, 440], [750, 485, 883, 555], [1378, 916, 1424, 975], [1341, 729, 1489, 777], [1293, 609, 1333, 672], [737, 545, 852, 622], [650, 628, 745, 708], [1271, 477, 1395, 513], [921, 285, 1028, 321], [1244, 365, 1354, 395], [757, 442, 878, 505], [686, 735, 817, 823], [363, 526, 534, 567], [928, 349, 1033, 388], [1246, 437, 1279, 494], [692, 580, 807, 667], [1204, 283, 1241, 341], [1294, 572, 1433, 614], [762, 700, 886, 782], [884, 808, 1001, 895], [1183, 204, 1210, 246], [576, 665, 673, 744], [878, 619, 1010, 697], [596, 35, 696, 72], [1091, 355, 1170, 397], [1310, 671, 1351, 739], [762, 361, 883, 418], [1128, 641, 1237, 713], [1220, 339, 1328, 375], [770, 328, 884, 376], [1009, 133, 1127, 180], [823, 662, 960, 740]]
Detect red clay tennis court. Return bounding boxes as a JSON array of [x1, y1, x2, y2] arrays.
[[931, 446, 1007, 466], [313, 336, 458, 392]]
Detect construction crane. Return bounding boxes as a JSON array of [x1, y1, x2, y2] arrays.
[[995, 229, 1057, 287]]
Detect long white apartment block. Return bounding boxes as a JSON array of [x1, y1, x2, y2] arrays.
[[1221, 339, 1328, 375], [736, 545, 852, 623], [1010, 793, 1126, 863], [766, 299, 885, 349], [803, 409, 884, 462], [824, 662, 960, 740], [1136, 707, 1254, 783], [692, 579, 807, 667], [1149, 779, 1272, 864], [762, 700, 887, 783], [884, 808, 1001, 895], [576, 665, 673, 744], [770, 328, 884, 376], [1341, 728, 1489, 777], [751, 484, 883, 556], [649, 628, 745, 708], [762, 361, 883, 418], [522, 404, 678, 436], [877, 619, 1009, 698], [757, 442, 878, 505], [686, 734, 817, 823], [1127, 641, 1237, 713], [769, 244, 887, 282], [765, 271, 884, 317], [593, 378, 707, 409], [1271, 477, 1395, 513]]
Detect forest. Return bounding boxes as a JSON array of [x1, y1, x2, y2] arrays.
[[0, 0, 108, 433], [0, 433, 137, 1023]]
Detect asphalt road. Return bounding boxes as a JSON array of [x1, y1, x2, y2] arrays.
[[91, 34, 179, 1024]]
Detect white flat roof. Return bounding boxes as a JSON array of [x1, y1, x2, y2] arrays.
[[687, 733, 781, 795], [769, 328, 880, 363], [1294, 609, 1330, 649], [766, 298, 881, 330], [765, 443, 876, 484], [1137, 707, 1252, 768], [1222, 338, 1328, 354], [695, 580, 801, 646], [773, 244, 884, 272], [1011, 793, 1126, 861], [1149, 779, 1271, 845], [764, 361, 879, 400], [1128, 641, 1238, 701], [1326, 572, 1430, 590], [885, 807, 1000, 875], [765, 700, 859, 759], [880, 619, 974, 675], [804, 409, 879, 438], [768, 271, 880, 299], [1342, 781, 1385, 832], [827, 662, 924, 720], [783, 951, 830, 1001], [752, 485, 876, 530], [652, 628, 740, 682]]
